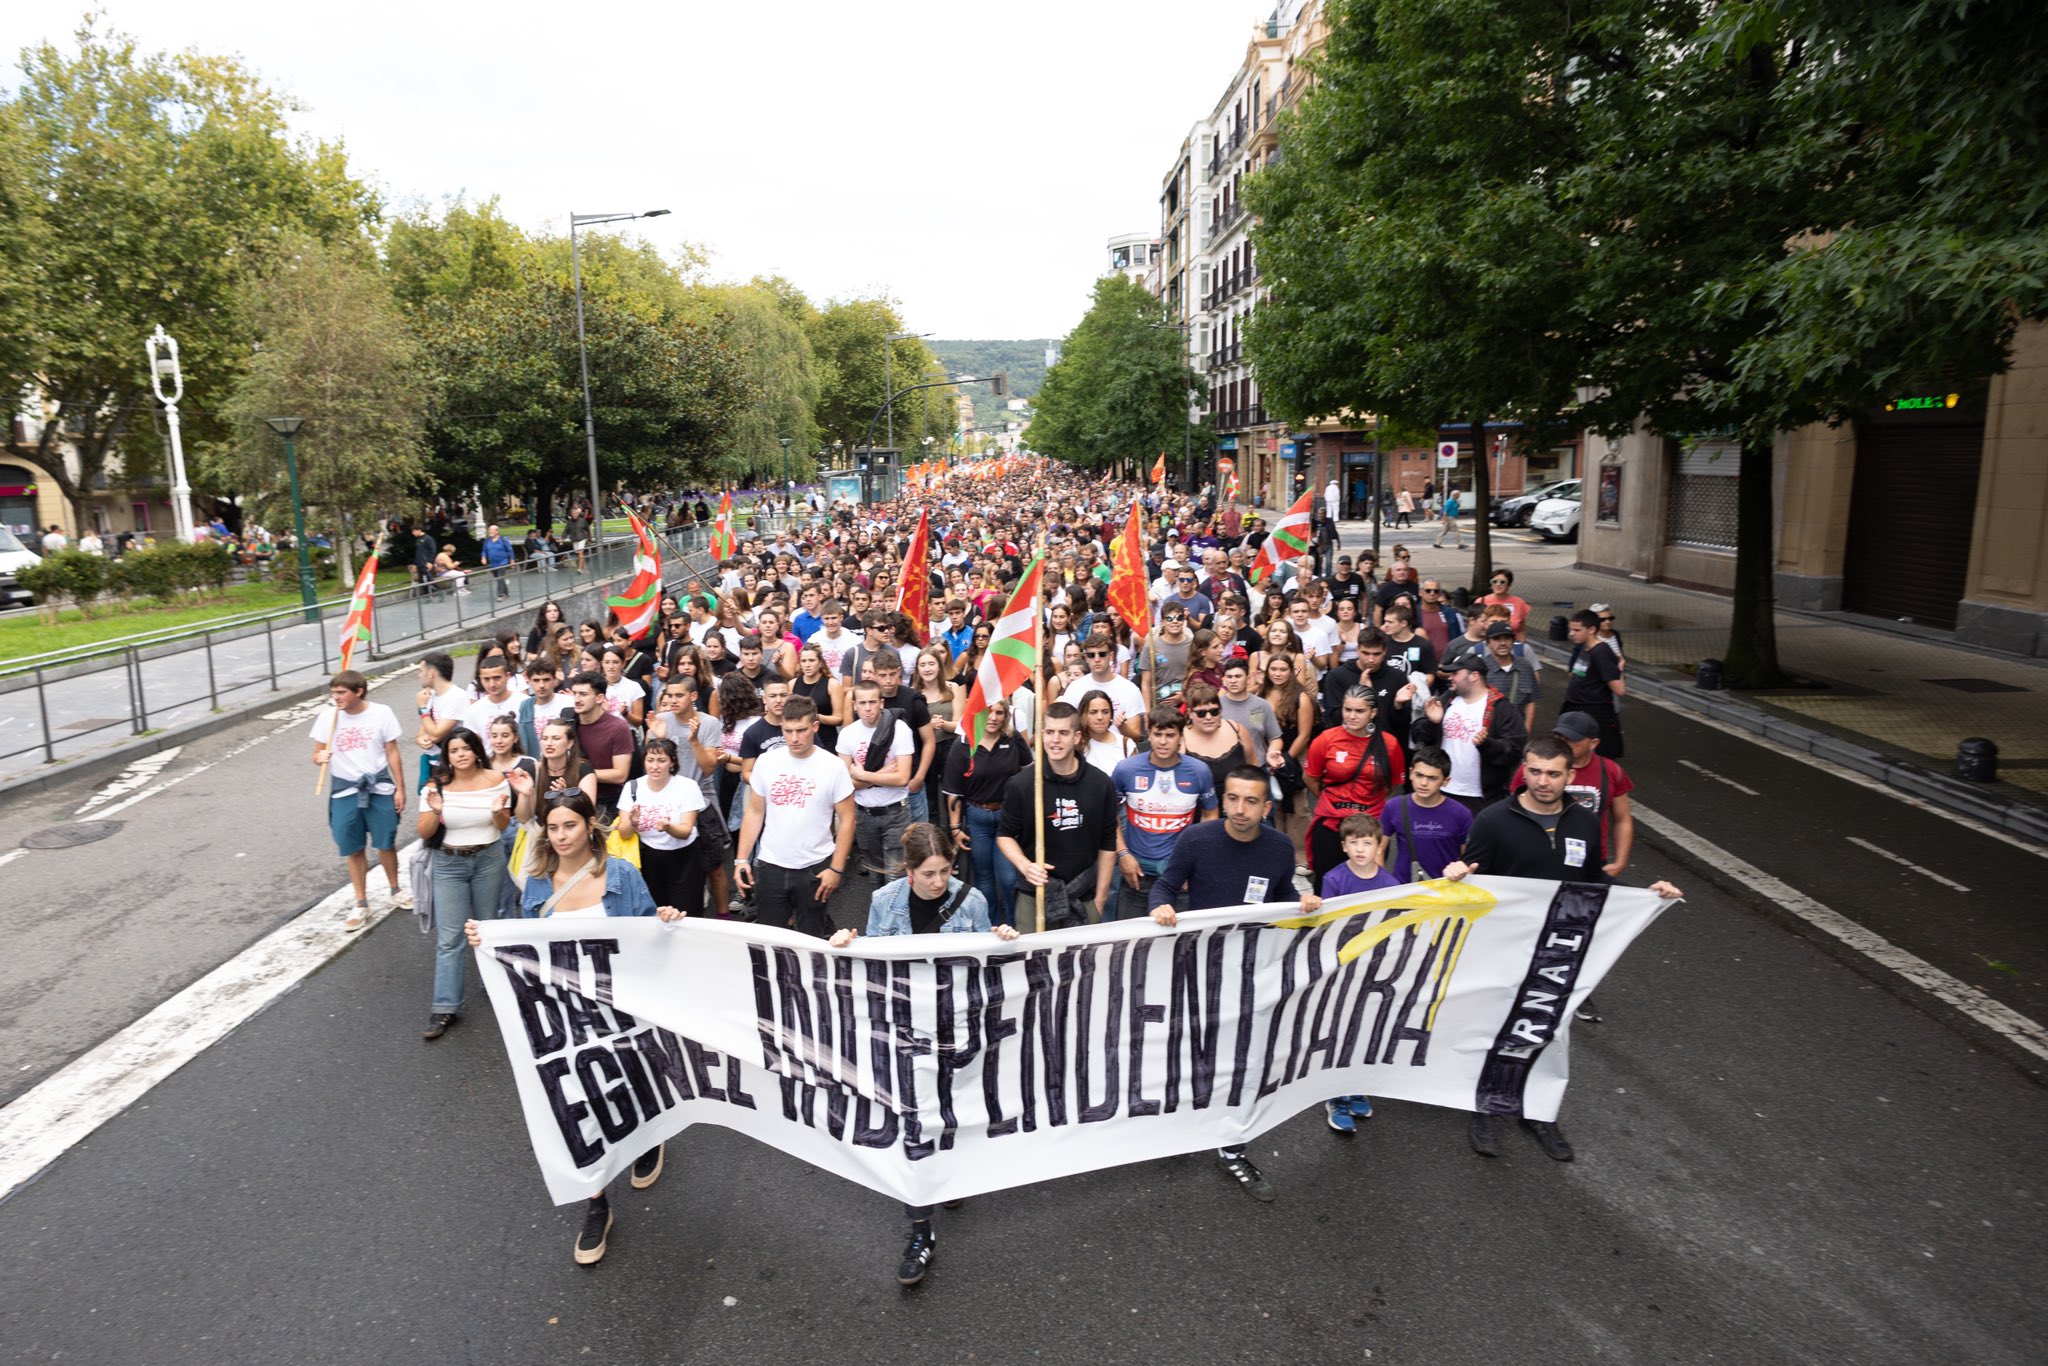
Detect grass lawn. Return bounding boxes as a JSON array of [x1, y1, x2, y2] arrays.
[[0, 569, 414, 660]]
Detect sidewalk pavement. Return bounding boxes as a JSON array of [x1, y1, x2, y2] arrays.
[[1334, 516, 2048, 839]]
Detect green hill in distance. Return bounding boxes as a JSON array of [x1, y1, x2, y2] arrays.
[[929, 339, 1053, 432]]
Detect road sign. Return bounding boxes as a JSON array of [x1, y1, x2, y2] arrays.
[[1437, 441, 1460, 468]]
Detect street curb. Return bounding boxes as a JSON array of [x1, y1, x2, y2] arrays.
[[1630, 817, 2047, 1086], [1526, 642, 2048, 847]]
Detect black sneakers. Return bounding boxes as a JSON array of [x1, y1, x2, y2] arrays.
[[630, 1143, 665, 1190], [1217, 1152, 1275, 1202], [1469, 1113, 1500, 1157], [1575, 996, 1603, 1023], [1521, 1118, 1576, 1162], [897, 1225, 936, 1286], [421, 1013, 456, 1041], [575, 1199, 613, 1266]]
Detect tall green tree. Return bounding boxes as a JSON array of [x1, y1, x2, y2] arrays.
[[0, 18, 376, 524], [1029, 275, 1206, 476], [805, 298, 953, 456], [383, 197, 526, 309], [205, 236, 432, 584], [688, 282, 821, 486]]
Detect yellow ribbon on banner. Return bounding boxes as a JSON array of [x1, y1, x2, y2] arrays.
[[1270, 878, 1499, 965]]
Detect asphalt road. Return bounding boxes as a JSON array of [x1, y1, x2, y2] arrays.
[[1, 654, 2045, 1363]]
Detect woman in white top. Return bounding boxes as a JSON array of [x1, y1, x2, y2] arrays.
[[417, 727, 511, 1041], [615, 736, 706, 916], [462, 789, 685, 1269], [486, 717, 539, 916], [1078, 689, 1133, 777]]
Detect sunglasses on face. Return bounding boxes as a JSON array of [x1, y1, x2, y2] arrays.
[[1189, 706, 1221, 718], [1599, 616, 1615, 624]]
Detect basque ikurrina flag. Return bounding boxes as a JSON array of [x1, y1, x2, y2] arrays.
[[960, 553, 1044, 761], [336, 556, 376, 671], [603, 512, 664, 641], [708, 491, 736, 561], [894, 507, 933, 645], [1249, 488, 1314, 585]]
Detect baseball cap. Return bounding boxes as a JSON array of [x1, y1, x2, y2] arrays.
[[1552, 712, 1601, 743], [1485, 623, 1515, 640]]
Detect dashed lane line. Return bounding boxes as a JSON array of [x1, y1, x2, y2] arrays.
[[1677, 758, 1761, 797], [0, 846, 422, 1203], [1844, 835, 1973, 893], [1635, 803, 2044, 1062]]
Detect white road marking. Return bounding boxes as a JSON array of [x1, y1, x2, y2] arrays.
[[1635, 803, 2043, 1061], [0, 849, 23, 870], [0, 846, 422, 1201], [1677, 758, 1761, 797], [1844, 835, 1972, 892], [1627, 689, 2048, 860], [73, 748, 183, 815]]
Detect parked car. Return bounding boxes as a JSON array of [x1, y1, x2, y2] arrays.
[[0, 526, 39, 609], [1530, 492, 1583, 543], [1494, 478, 1582, 527]]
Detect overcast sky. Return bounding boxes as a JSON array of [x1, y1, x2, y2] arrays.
[[12, 0, 1272, 339]]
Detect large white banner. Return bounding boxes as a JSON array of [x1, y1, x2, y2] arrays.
[[474, 877, 1669, 1206]]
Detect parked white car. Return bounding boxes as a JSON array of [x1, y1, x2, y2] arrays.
[[0, 525, 40, 609], [1530, 492, 1583, 542]]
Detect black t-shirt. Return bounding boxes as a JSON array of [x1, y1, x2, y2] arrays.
[[1374, 578, 1421, 617], [880, 687, 932, 769], [997, 761, 1119, 883], [907, 888, 946, 935], [1565, 640, 1623, 708], [739, 716, 786, 765], [1327, 574, 1366, 612], [943, 734, 1032, 807]]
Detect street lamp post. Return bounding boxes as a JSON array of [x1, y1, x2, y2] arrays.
[[146, 325, 195, 544], [570, 208, 670, 533], [263, 417, 319, 623]]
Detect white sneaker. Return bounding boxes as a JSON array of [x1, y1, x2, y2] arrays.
[[386, 884, 413, 911]]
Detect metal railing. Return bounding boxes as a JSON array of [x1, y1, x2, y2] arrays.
[[0, 512, 815, 782]]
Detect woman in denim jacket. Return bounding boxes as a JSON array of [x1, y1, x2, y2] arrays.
[[828, 822, 1019, 1288], [464, 790, 685, 1267]]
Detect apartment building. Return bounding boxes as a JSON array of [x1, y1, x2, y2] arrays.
[[1105, 233, 1159, 286]]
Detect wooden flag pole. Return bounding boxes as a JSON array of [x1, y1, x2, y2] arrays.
[[1033, 503, 1050, 936], [315, 532, 384, 796]]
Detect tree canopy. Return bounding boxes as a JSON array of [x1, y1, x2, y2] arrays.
[[1027, 276, 1205, 477]]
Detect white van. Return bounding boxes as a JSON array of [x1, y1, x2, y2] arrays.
[[0, 525, 41, 609]]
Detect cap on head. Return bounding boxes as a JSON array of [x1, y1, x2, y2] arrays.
[[1485, 623, 1515, 640], [1551, 711, 1601, 743]]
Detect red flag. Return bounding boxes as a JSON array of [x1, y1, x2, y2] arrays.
[[894, 507, 933, 644], [1151, 453, 1166, 486], [337, 556, 376, 672], [1107, 499, 1151, 642], [1250, 488, 1315, 585]]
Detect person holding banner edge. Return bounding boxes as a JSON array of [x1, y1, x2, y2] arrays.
[[464, 788, 688, 1266], [829, 822, 1021, 1287], [1442, 735, 1683, 1163]]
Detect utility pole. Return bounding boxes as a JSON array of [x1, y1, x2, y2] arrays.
[[570, 208, 671, 531], [264, 418, 319, 623]]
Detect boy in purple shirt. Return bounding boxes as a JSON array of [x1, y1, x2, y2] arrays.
[[1380, 746, 1473, 881], [1318, 812, 1401, 1133]]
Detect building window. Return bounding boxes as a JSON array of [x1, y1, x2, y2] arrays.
[[1665, 439, 1740, 550]]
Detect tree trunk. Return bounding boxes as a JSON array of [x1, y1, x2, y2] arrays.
[[1721, 434, 1785, 687], [1468, 417, 1495, 596], [335, 510, 355, 589]]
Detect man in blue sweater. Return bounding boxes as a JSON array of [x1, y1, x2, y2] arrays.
[[1149, 765, 1323, 1202]]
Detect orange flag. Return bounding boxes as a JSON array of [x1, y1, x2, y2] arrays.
[[895, 507, 933, 644], [1151, 453, 1166, 486], [1107, 498, 1151, 642]]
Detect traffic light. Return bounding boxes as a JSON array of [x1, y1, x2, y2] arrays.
[[991, 371, 1007, 398]]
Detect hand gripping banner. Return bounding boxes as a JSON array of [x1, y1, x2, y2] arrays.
[[474, 877, 1671, 1205]]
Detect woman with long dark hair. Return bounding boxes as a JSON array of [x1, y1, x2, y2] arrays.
[[526, 601, 566, 657], [463, 788, 684, 1267], [416, 727, 511, 1041]]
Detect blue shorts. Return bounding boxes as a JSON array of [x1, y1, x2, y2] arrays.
[[330, 790, 399, 856]]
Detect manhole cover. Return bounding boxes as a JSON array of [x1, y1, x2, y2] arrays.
[[21, 820, 124, 849], [1926, 677, 2027, 694]]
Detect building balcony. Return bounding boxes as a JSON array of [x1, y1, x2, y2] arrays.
[[1206, 341, 1244, 371]]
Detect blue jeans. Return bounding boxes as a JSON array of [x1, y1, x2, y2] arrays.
[[431, 840, 508, 1014], [964, 804, 1017, 928], [908, 787, 929, 825]]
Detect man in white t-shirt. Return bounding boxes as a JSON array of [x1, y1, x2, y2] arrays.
[[1287, 598, 1337, 672], [1413, 657, 1527, 811], [311, 669, 409, 928], [1060, 635, 1147, 741], [462, 656, 521, 742], [810, 599, 858, 676], [413, 651, 466, 788], [736, 695, 856, 939], [836, 681, 915, 880]]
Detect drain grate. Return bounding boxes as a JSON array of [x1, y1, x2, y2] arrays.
[[20, 820, 123, 849], [1925, 677, 2027, 694]]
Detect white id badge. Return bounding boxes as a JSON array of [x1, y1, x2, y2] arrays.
[[1245, 875, 1270, 902], [1564, 837, 1588, 868]]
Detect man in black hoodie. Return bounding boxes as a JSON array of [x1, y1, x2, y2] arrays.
[[1444, 735, 1682, 1163], [1409, 657, 1528, 811], [997, 703, 1118, 928]]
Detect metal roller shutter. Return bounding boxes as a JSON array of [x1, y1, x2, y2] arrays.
[[1841, 421, 1984, 629]]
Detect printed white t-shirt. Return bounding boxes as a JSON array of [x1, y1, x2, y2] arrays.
[[621, 775, 706, 850], [837, 717, 914, 808], [311, 702, 402, 787], [748, 746, 855, 869]]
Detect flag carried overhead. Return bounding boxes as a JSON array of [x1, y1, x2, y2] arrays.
[[1107, 499, 1151, 642], [604, 512, 664, 641], [336, 556, 377, 672], [709, 491, 736, 561], [1249, 488, 1314, 585], [895, 507, 933, 645], [960, 553, 1045, 758], [1150, 453, 1166, 486]]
